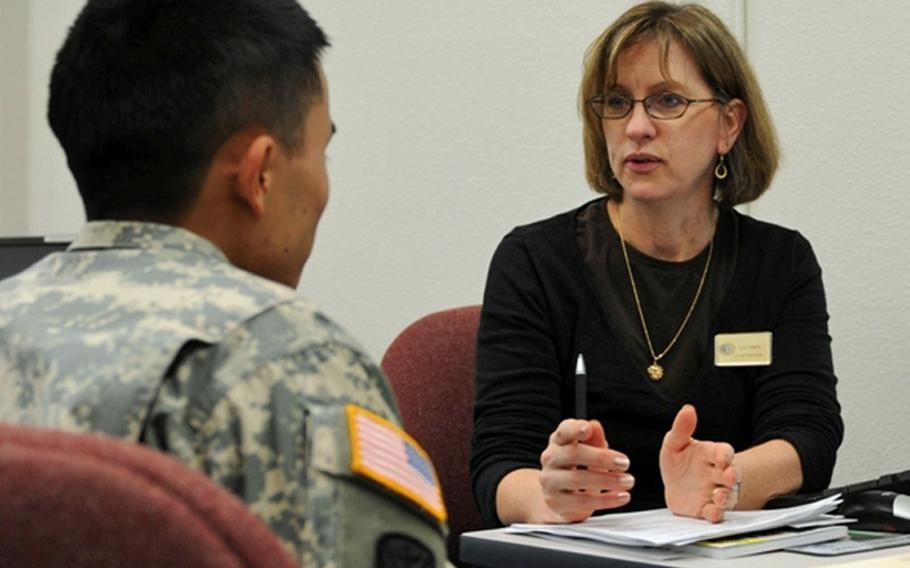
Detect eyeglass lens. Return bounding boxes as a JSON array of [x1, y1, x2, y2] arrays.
[[593, 93, 692, 119]]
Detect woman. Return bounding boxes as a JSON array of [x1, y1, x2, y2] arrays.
[[470, 1, 843, 527]]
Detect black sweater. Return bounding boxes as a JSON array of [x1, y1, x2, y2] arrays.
[[470, 199, 844, 526]]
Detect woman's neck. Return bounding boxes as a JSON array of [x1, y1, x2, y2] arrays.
[[607, 197, 717, 262]]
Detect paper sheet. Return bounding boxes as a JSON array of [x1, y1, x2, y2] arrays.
[[505, 494, 843, 547]]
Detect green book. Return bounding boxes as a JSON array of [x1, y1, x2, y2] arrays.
[[680, 524, 848, 559]]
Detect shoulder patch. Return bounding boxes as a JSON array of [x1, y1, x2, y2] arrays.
[[346, 405, 447, 524]]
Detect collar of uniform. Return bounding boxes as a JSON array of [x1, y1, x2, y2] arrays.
[[69, 221, 229, 263]]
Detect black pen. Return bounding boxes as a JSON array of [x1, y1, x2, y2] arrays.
[[575, 353, 587, 420]]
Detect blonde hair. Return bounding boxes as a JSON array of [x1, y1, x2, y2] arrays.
[[579, 1, 779, 205]]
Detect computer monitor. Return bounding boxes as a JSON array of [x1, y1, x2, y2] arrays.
[[0, 237, 70, 280]]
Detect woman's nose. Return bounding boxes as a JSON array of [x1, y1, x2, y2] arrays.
[[624, 101, 657, 141]]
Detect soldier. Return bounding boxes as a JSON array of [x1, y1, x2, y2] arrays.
[[0, 0, 448, 566]]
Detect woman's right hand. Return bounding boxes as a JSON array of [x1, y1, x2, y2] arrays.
[[538, 419, 635, 522]]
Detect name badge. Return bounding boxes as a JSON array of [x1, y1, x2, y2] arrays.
[[714, 332, 772, 366]]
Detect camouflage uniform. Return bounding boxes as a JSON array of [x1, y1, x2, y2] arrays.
[[0, 221, 447, 567]]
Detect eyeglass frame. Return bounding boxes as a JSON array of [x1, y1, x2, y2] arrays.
[[587, 91, 726, 120]]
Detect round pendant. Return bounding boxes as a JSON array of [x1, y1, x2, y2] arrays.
[[647, 363, 664, 381]]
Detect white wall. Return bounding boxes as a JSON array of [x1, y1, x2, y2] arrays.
[[746, 0, 910, 485], [1, 0, 908, 488], [0, 0, 30, 235], [0, 0, 85, 237], [24, 0, 86, 235]]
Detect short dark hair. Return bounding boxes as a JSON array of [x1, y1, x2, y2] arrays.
[[48, 0, 329, 222]]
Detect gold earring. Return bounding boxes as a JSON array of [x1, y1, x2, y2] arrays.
[[714, 155, 728, 180]]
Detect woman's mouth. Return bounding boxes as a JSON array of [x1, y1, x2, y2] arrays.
[[625, 153, 660, 173]]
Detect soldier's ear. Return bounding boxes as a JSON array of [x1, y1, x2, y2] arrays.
[[236, 133, 278, 218]]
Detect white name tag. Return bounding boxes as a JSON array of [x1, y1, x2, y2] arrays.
[[714, 332, 772, 367]]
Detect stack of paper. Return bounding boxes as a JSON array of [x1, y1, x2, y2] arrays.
[[505, 494, 843, 547], [682, 525, 849, 558]]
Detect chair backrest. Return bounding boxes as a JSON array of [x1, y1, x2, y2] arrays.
[[381, 305, 484, 565], [0, 423, 299, 568]]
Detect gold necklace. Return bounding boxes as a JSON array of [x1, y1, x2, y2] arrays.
[[616, 207, 714, 381]]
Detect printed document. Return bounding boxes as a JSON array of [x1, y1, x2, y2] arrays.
[[505, 494, 842, 547]]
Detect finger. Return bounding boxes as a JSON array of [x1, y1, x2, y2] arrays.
[[541, 462, 634, 493], [607, 451, 631, 472], [717, 464, 738, 488], [551, 419, 602, 446], [704, 456, 738, 488], [546, 490, 632, 516], [585, 420, 609, 449], [579, 421, 630, 471], [546, 472, 635, 497], [663, 404, 697, 453], [563, 469, 635, 494], [712, 486, 730, 509], [701, 502, 725, 523], [710, 442, 736, 468], [543, 444, 632, 473]]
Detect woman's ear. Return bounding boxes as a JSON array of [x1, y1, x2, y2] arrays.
[[236, 133, 277, 218], [717, 98, 747, 155]]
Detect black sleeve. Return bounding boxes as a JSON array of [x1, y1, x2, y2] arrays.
[[751, 232, 844, 492], [470, 231, 567, 527]]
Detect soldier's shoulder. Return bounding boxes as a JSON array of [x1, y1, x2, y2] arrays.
[[241, 297, 369, 357], [214, 297, 388, 399]]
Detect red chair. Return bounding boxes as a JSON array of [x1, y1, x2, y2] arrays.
[[381, 305, 484, 566], [0, 423, 299, 568]]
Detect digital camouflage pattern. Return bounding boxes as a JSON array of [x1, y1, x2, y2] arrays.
[[0, 221, 446, 567]]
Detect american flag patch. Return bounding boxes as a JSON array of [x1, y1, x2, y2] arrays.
[[346, 405, 447, 523]]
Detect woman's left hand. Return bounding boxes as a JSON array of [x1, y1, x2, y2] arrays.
[[659, 404, 739, 522]]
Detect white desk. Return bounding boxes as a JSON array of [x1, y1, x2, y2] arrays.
[[460, 528, 910, 568]]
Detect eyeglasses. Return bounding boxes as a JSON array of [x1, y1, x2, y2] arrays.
[[587, 92, 722, 120]]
